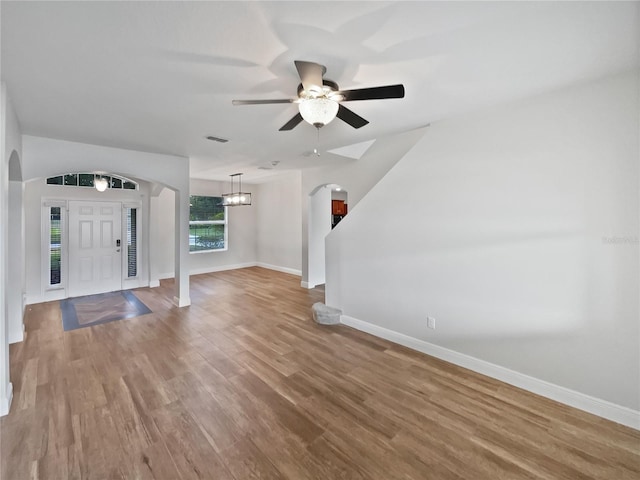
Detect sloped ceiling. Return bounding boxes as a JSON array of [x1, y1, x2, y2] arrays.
[[1, 1, 638, 182]]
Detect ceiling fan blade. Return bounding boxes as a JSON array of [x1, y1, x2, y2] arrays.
[[337, 84, 405, 102], [294, 60, 326, 92], [232, 99, 294, 105], [336, 104, 369, 129], [279, 112, 304, 131]]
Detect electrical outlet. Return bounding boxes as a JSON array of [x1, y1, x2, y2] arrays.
[[427, 316, 436, 329]]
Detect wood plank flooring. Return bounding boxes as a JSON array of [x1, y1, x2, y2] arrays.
[[1, 267, 638, 479]]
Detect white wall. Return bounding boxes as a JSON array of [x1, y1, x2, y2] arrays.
[[1, 84, 22, 415], [326, 71, 640, 424], [151, 187, 176, 279], [308, 185, 332, 287], [256, 172, 302, 275], [331, 190, 348, 203], [154, 178, 258, 278], [301, 126, 428, 285]]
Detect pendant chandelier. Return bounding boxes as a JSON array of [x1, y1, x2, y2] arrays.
[[222, 173, 251, 206]]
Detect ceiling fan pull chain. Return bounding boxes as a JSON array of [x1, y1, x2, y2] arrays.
[[314, 126, 321, 156]]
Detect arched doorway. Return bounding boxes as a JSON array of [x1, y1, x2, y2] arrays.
[[307, 183, 348, 288], [32, 171, 149, 301]]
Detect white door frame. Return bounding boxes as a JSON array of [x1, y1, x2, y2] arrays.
[[41, 198, 143, 300]]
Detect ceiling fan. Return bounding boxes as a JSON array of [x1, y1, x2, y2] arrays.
[[232, 60, 405, 131]]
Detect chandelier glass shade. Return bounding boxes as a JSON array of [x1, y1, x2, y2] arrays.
[[299, 97, 339, 128], [222, 173, 251, 206]]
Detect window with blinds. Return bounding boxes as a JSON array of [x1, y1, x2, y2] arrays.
[[49, 206, 62, 286], [126, 207, 138, 278]]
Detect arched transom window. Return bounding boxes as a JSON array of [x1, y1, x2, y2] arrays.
[[46, 173, 138, 190]]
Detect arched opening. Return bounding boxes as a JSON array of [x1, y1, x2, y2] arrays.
[[8, 150, 21, 182], [25, 171, 163, 302], [19, 135, 191, 309], [307, 183, 348, 288]]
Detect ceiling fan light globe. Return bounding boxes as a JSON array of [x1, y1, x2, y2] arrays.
[[299, 97, 339, 127]]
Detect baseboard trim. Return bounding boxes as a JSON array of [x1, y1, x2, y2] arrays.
[[301, 281, 311, 289], [190, 262, 257, 276], [256, 262, 302, 277], [173, 295, 191, 308], [162, 262, 302, 279], [26, 292, 66, 305], [27, 264, 300, 304], [8, 330, 23, 345], [340, 315, 640, 430], [160, 262, 259, 280], [0, 382, 13, 417], [25, 295, 41, 306]]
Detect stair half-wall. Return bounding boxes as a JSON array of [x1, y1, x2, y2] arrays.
[[325, 71, 640, 429]]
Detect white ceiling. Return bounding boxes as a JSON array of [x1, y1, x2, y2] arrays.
[[1, 1, 638, 183]]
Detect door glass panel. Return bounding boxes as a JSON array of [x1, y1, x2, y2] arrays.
[[78, 173, 94, 187], [50, 207, 62, 285], [47, 176, 63, 185], [64, 174, 78, 186], [126, 208, 137, 277]]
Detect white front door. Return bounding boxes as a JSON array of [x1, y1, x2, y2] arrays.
[[68, 201, 122, 297]]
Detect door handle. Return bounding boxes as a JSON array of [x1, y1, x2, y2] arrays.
[[116, 239, 121, 247]]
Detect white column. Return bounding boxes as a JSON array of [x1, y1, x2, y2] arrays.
[[148, 194, 160, 288], [173, 189, 191, 307], [0, 85, 14, 416], [307, 186, 332, 288]]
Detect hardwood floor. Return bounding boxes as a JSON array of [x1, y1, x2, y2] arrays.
[[2, 267, 638, 479]]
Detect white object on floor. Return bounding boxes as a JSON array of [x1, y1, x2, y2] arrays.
[[312, 302, 342, 325]]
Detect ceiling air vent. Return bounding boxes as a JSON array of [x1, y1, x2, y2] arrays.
[[205, 135, 229, 143], [258, 161, 280, 170]]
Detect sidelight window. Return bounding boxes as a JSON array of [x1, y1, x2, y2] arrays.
[[125, 207, 138, 278], [43, 201, 66, 293], [49, 207, 62, 286]]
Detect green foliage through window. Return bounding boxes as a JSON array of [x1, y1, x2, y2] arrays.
[[189, 196, 226, 252]]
